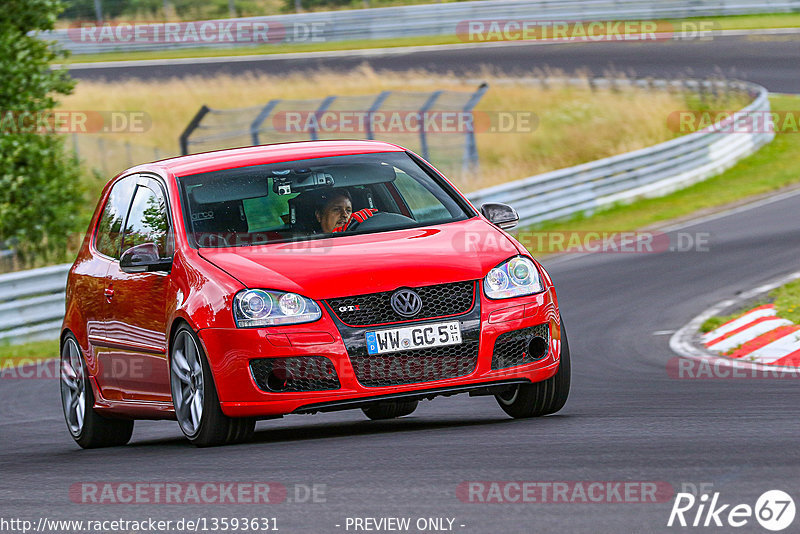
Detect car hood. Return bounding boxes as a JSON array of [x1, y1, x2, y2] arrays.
[[199, 218, 522, 300]]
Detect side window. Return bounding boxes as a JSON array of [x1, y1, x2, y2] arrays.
[[392, 171, 450, 222], [95, 177, 137, 259], [121, 185, 170, 257]]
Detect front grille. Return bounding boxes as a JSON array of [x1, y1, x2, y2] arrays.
[[491, 323, 550, 370], [326, 281, 475, 326], [250, 356, 340, 392], [350, 340, 479, 387]]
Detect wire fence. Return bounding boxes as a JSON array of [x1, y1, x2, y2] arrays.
[[65, 134, 179, 177], [180, 84, 489, 178]]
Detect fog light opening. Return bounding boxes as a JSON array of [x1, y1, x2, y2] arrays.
[[267, 368, 294, 391], [527, 336, 548, 360]]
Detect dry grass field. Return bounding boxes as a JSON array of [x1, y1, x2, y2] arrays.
[[60, 67, 747, 196]]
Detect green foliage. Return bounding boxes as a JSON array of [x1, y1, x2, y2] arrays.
[[701, 278, 800, 336], [701, 313, 741, 333], [60, 0, 260, 20], [282, 0, 350, 10], [59, 0, 126, 21], [699, 298, 770, 333], [0, 339, 59, 362], [0, 0, 83, 264], [171, 0, 239, 18], [771, 279, 800, 324]]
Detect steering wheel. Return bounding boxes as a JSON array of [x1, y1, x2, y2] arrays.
[[345, 212, 416, 232]]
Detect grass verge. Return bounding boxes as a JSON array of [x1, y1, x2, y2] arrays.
[[772, 279, 800, 324], [519, 94, 800, 241], [701, 313, 744, 334], [0, 339, 59, 365], [699, 276, 800, 333], [56, 13, 800, 65], [700, 302, 770, 333]]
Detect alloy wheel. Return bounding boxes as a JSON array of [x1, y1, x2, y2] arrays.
[[170, 330, 205, 436], [60, 338, 86, 435]]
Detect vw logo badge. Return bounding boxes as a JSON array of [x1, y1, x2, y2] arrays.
[[391, 288, 423, 317]]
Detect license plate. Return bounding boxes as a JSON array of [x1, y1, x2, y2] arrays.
[[365, 321, 462, 355]]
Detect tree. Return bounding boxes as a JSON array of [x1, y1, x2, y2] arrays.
[[0, 0, 84, 265]]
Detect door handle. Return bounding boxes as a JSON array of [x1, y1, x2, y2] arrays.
[[104, 287, 114, 301]]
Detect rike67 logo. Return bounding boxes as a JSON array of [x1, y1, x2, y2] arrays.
[[668, 490, 795, 531]]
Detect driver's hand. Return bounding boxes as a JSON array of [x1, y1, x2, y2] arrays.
[[351, 208, 378, 225], [333, 209, 378, 232]]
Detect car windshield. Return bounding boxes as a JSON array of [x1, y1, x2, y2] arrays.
[[177, 151, 471, 247]]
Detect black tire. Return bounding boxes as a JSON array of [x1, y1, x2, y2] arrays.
[[495, 321, 571, 418], [60, 334, 134, 449], [362, 400, 419, 420], [170, 325, 255, 447]]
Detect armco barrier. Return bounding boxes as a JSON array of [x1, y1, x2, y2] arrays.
[[47, 0, 800, 54], [0, 79, 774, 345], [0, 264, 70, 345], [467, 79, 774, 225]]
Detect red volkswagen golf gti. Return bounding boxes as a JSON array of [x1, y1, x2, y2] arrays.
[[60, 140, 569, 447]]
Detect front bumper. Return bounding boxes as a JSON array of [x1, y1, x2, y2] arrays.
[[198, 285, 562, 418]]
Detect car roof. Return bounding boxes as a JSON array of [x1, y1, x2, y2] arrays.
[[131, 140, 407, 178]]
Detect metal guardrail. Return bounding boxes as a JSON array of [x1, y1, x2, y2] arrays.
[[46, 0, 800, 55], [0, 264, 70, 345], [467, 79, 774, 225], [0, 78, 774, 345]]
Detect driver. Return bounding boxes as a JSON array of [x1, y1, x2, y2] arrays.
[[314, 190, 377, 233]]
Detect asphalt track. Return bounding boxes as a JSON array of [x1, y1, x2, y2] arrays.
[[2, 187, 800, 533], [68, 34, 800, 92]]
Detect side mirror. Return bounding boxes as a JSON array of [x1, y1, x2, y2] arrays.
[[481, 202, 519, 230], [120, 243, 172, 273]]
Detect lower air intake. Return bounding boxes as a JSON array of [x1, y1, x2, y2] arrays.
[[491, 323, 550, 370], [250, 356, 340, 392]]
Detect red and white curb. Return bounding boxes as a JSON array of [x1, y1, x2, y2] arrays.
[[703, 304, 800, 366], [670, 271, 800, 372]]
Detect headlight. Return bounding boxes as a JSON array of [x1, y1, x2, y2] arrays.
[[233, 289, 321, 327], [483, 256, 544, 299]]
